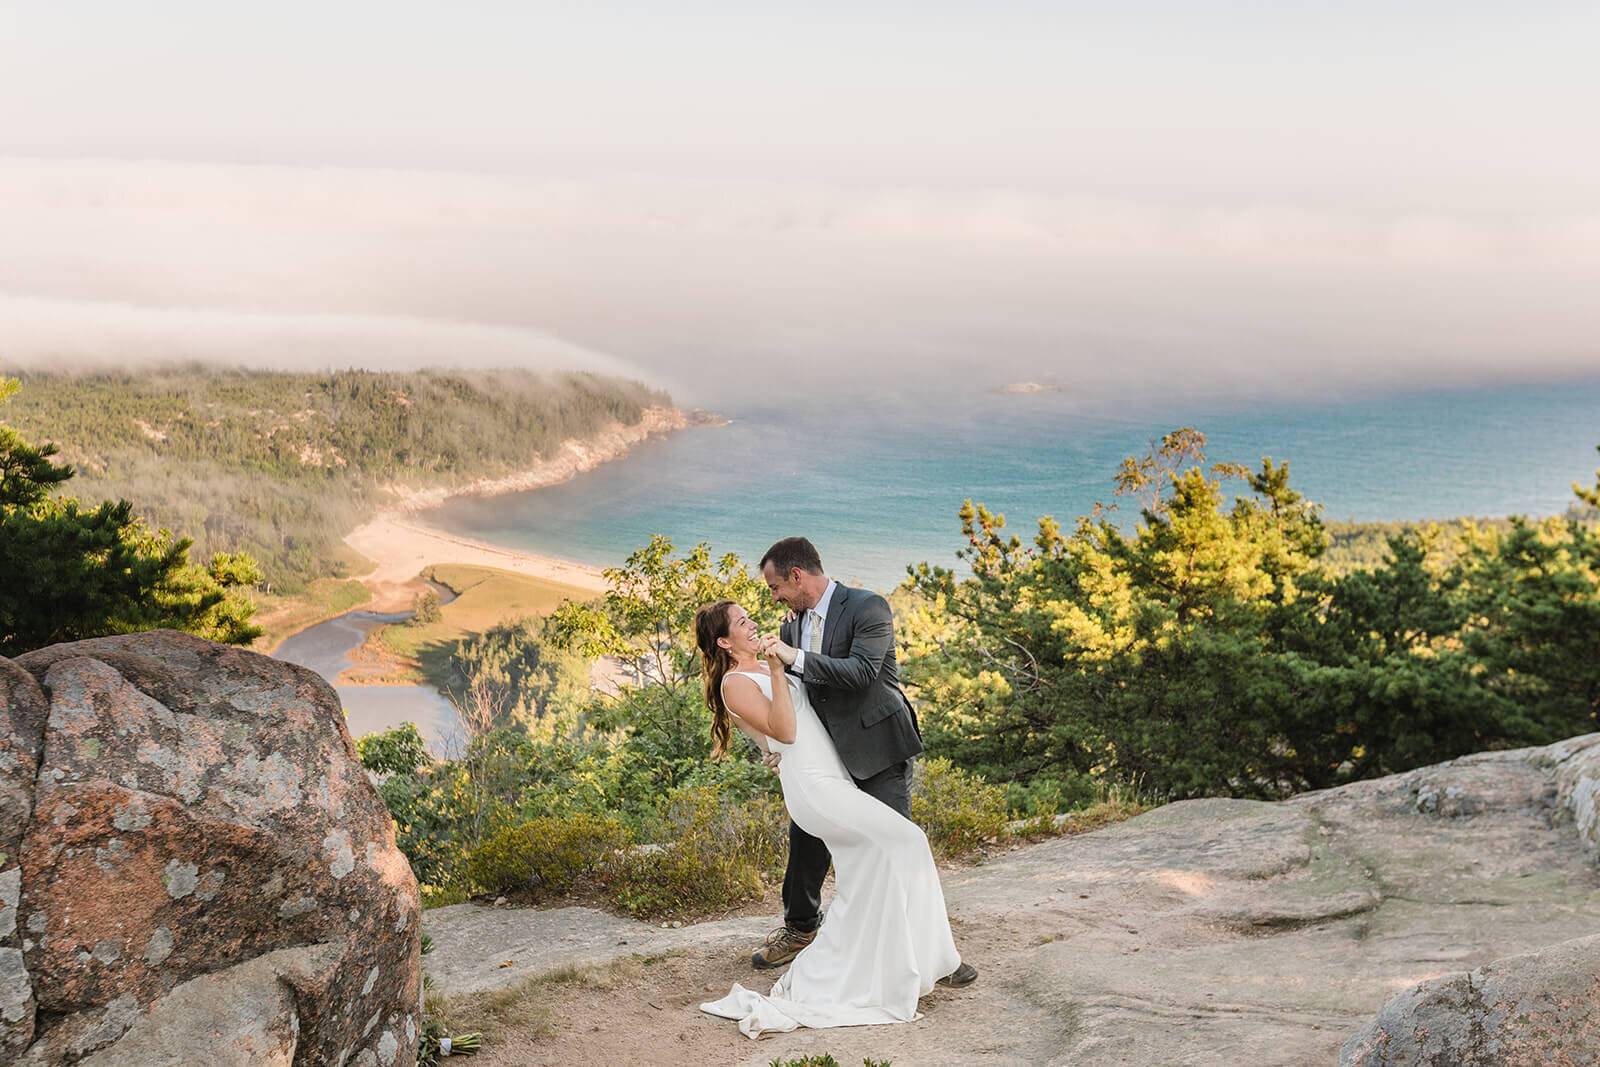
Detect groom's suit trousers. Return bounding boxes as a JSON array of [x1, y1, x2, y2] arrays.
[[783, 757, 913, 933]]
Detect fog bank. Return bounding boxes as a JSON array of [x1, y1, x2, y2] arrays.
[[3, 157, 1598, 407]]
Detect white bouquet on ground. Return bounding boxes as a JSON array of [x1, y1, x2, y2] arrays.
[[419, 1020, 481, 1061]]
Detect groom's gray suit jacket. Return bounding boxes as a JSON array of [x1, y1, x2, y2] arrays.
[[781, 583, 923, 781]]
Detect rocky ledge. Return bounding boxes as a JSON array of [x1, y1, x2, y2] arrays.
[[425, 735, 1600, 1065]]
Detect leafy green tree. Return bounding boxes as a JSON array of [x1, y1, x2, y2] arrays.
[[449, 614, 590, 728], [551, 535, 782, 798], [0, 370, 262, 655], [357, 721, 430, 776], [411, 588, 443, 625], [907, 430, 1332, 800]]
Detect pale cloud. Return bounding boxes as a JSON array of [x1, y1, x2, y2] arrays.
[[0, 294, 646, 380]]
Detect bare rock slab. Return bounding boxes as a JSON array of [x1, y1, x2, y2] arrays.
[[1, 630, 422, 1066], [424, 904, 772, 996], [1342, 933, 1600, 1066]]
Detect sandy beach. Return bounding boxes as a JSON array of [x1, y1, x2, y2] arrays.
[[344, 407, 687, 609], [346, 514, 606, 610]]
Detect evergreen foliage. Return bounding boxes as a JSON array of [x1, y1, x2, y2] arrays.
[[905, 430, 1600, 801], [0, 369, 262, 655]]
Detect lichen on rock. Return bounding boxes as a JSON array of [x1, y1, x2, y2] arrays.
[[0, 630, 421, 1066]]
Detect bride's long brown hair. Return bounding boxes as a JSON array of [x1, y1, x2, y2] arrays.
[[694, 599, 738, 759]]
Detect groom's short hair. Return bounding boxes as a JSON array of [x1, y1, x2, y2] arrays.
[[761, 537, 824, 577]]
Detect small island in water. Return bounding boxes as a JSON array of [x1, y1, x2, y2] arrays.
[[996, 380, 1066, 395]]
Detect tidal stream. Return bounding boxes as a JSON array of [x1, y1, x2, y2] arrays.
[[273, 587, 466, 753]]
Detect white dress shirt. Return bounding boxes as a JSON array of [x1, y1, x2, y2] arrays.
[[793, 579, 838, 674]]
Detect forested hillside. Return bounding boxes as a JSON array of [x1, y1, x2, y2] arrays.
[[4, 365, 669, 589]]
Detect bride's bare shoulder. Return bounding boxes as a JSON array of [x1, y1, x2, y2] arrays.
[[719, 671, 765, 701]]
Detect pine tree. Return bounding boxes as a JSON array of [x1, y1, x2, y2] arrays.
[[0, 370, 262, 655]]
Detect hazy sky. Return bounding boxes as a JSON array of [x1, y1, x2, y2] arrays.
[[3, 3, 1598, 404]]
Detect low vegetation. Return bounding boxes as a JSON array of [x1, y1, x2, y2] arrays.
[[359, 539, 1056, 917]]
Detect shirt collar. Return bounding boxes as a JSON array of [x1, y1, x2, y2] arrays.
[[811, 580, 838, 621]]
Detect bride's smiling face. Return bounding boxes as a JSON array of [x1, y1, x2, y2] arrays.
[[720, 605, 761, 657]]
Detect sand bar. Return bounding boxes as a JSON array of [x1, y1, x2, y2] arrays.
[[345, 406, 688, 609]]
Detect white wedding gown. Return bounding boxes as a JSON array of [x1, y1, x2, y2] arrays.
[[700, 670, 962, 1039]]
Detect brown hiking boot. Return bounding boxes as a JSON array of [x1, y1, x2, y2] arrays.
[[751, 925, 817, 970]]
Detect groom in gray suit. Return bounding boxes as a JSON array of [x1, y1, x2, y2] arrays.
[[751, 536, 977, 987]]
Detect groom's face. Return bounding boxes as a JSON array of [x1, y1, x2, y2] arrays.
[[762, 563, 807, 612]]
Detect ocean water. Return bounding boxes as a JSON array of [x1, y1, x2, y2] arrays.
[[429, 378, 1600, 591]]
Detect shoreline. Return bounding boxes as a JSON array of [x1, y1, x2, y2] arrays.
[[345, 514, 607, 611], [344, 406, 688, 610]]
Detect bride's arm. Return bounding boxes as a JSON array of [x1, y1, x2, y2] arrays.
[[720, 665, 797, 745]]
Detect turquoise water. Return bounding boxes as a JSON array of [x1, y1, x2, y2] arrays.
[[429, 378, 1600, 591]]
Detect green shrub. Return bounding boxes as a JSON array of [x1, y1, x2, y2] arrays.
[[410, 588, 442, 625], [420, 884, 470, 910], [674, 746, 784, 804], [1002, 772, 1101, 817], [911, 757, 1008, 860], [1007, 774, 1151, 838], [609, 783, 787, 919], [357, 722, 428, 776], [467, 813, 632, 897]]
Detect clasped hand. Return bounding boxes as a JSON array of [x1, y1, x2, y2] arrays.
[[757, 633, 798, 667]]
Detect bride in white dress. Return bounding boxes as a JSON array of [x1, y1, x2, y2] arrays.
[[693, 599, 962, 1039]]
